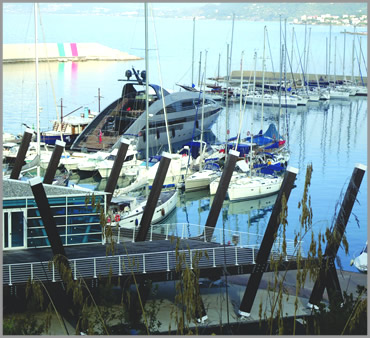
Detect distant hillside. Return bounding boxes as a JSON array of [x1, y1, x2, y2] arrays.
[[184, 3, 367, 21], [3, 2, 367, 21]]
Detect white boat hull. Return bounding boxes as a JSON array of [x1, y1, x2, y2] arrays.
[[185, 170, 221, 192], [114, 190, 178, 229], [228, 175, 283, 201]]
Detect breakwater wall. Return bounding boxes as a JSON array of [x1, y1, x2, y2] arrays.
[[3, 43, 142, 63], [228, 70, 367, 86]]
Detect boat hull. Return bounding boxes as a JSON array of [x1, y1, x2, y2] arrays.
[[40, 133, 78, 147], [115, 190, 178, 229], [228, 176, 283, 201], [185, 170, 221, 192]]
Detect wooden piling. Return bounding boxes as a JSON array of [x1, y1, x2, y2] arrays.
[[43, 140, 66, 184], [135, 152, 171, 242], [104, 138, 130, 206], [308, 163, 366, 308], [238, 166, 298, 317], [10, 129, 33, 180]]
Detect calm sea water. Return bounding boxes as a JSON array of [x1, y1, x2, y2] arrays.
[[3, 10, 368, 272]]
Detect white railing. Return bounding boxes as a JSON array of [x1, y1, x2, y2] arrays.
[[109, 223, 279, 248], [3, 240, 302, 286]]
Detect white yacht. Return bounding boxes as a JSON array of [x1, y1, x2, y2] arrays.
[[71, 68, 222, 155]]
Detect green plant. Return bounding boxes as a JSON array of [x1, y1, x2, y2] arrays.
[[169, 237, 208, 334]]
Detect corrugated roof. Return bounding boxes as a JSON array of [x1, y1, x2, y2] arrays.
[[3, 178, 107, 199]]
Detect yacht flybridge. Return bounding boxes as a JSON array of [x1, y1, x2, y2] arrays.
[[71, 68, 222, 154]]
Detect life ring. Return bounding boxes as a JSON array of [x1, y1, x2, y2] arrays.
[[161, 208, 165, 217], [115, 214, 121, 222]]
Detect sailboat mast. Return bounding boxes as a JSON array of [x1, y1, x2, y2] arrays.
[[351, 34, 355, 83], [217, 53, 221, 80], [306, 27, 311, 93], [145, 3, 149, 167], [343, 29, 346, 80], [277, 16, 282, 139], [328, 24, 332, 84], [198, 51, 202, 86], [291, 27, 294, 75], [191, 17, 195, 86], [261, 26, 266, 132], [229, 13, 235, 80], [35, 3, 40, 177], [235, 51, 244, 150], [334, 36, 337, 85], [250, 52, 257, 178], [326, 37, 328, 76], [303, 22, 307, 77], [199, 50, 207, 171], [225, 44, 230, 153]]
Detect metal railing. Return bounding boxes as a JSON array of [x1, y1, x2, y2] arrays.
[[108, 222, 285, 248], [3, 238, 302, 286]]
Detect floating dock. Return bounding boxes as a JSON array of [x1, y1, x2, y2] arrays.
[[3, 43, 142, 63]]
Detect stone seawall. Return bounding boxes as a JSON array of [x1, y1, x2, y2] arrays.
[[3, 43, 142, 63]]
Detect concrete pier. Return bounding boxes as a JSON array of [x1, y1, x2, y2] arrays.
[[3, 43, 142, 63], [214, 70, 368, 86]]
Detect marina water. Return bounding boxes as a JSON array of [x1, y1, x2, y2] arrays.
[[3, 11, 367, 272]]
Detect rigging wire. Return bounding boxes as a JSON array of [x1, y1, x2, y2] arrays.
[[265, 28, 275, 75], [150, 6, 172, 154]]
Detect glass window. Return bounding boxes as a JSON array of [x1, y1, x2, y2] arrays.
[[67, 196, 89, 206], [67, 215, 101, 225], [67, 224, 101, 234], [11, 211, 24, 247], [3, 199, 27, 208], [27, 199, 38, 208], [27, 209, 41, 218], [28, 228, 47, 237], [67, 205, 95, 215], [51, 207, 67, 216], [4, 212, 8, 248], [48, 197, 67, 206], [28, 237, 50, 248], [67, 234, 101, 245], [182, 100, 195, 110]]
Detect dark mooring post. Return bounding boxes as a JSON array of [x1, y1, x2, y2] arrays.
[[29, 177, 67, 259], [43, 140, 66, 184], [308, 163, 366, 309], [135, 152, 171, 242], [10, 128, 34, 180], [238, 166, 299, 317], [104, 138, 130, 206], [194, 150, 240, 323], [204, 149, 240, 241], [29, 177, 82, 332]]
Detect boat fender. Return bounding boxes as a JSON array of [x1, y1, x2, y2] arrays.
[[135, 219, 139, 226], [161, 208, 165, 217], [115, 214, 121, 222], [107, 217, 111, 223]]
